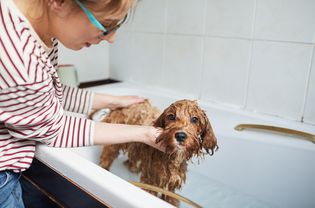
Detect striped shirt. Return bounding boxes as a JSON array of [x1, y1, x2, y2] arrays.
[[0, 0, 95, 172]]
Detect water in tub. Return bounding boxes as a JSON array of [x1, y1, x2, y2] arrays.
[[73, 145, 272, 208], [114, 156, 272, 208]]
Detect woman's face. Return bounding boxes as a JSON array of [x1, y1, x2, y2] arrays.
[[50, 1, 120, 50]]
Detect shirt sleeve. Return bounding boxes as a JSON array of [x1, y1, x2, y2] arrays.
[[0, 83, 95, 148], [0, 24, 94, 148], [61, 84, 94, 115]]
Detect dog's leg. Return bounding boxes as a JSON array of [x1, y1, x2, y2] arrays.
[[139, 175, 159, 197], [153, 162, 184, 207], [99, 145, 121, 170], [123, 159, 141, 173], [139, 163, 162, 198], [123, 143, 146, 173], [159, 182, 180, 207], [162, 165, 187, 207], [163, 193, 180, 207]]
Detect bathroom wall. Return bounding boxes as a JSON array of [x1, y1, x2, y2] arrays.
[[109, 0, 315, 125], [59, 42, 110, 83]]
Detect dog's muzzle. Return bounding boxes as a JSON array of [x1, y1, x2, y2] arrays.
[[175, 132, 187, 143]]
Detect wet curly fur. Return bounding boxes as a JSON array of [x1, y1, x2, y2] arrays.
[[99, 99, 218, 206]]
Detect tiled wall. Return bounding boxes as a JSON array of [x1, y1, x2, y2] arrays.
[[109, 0, 315, 125], [59, 42, 110, 83]]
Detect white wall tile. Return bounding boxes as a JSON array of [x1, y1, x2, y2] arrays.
[[247, 41, 313, 120], [110, 32, 135, 81], [59, 42, 109, 82], [132, 0, 167, 33], [205, 0, 255, 38], [303, 48, 315, 125], [110, 32, 164, 85], [129, 33, 164, 85], [119, 13, 134, 32], [201, 37, 251, 106], [255, 0, 315, 43], [163, 35, 203, 96], [167, 0, 206, 35], [108, 0, 315, 123]]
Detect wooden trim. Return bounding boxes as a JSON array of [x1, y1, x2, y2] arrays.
[[21, 175, 65, 208], [79, 79, 120, 89]]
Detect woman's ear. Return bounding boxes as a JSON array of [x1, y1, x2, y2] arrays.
[[48, 0, 72, 14], [201, 112, 218, 155]]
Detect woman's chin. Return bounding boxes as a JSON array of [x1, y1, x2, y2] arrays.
[[62, 42, 84, 51], [71, 45, 84, 51]]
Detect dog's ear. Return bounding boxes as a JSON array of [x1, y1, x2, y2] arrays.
[[153, 111, 165, 128], [201, 112, 218, 155]]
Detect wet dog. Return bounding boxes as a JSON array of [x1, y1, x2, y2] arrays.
[[99, 100, 218, 206]]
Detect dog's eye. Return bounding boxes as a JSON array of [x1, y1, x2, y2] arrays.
[[191, 116, 199, 124], [168, 114, 176, 121]]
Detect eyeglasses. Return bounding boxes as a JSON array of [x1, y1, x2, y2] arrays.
[[75, 0, 127, 37]]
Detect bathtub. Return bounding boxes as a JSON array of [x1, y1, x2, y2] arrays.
[[35, 82, 315, 208]]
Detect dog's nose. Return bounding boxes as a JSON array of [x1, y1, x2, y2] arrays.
[[175, 132, 187, 142]]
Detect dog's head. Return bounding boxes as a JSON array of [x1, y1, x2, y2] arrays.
[[154, 100, 218, 159]]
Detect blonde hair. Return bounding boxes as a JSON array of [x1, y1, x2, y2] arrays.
[[28, 0, 136, 22], [82, 0, 136, 20]]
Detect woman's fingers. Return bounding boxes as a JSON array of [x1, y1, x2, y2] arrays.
[[146, 127, 165, 152], [110, 95, 146, 109]]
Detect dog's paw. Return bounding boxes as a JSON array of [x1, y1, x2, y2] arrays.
[[123, 160, 141, 173]]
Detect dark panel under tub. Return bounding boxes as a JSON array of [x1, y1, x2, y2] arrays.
[[22, 159, 109, 208]]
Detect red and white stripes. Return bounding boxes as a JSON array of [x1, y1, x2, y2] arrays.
[[0, 0, 95, 172]]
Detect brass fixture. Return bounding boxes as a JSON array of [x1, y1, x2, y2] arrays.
[[234, 124, 315, 144], [130, 181, 202, 208]]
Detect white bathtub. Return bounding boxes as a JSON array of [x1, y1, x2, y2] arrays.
[[35, 82, 315, 208]]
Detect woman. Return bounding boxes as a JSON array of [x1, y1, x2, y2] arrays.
[[0, 0, 163, 207]]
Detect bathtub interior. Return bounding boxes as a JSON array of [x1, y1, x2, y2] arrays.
[[71, 145, 274, 208], [70, 83, 315, 208]]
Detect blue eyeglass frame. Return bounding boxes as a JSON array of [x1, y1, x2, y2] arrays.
[[75, 0, 126, 36]]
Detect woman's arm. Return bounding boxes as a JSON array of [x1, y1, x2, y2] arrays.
[[62, 85, 93, 114], [92, 93, 165, 151], [94, 122, 164, 152], [61, 86, 145, 113]]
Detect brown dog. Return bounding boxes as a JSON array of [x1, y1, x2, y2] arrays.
[[99, 99, 218, 206]]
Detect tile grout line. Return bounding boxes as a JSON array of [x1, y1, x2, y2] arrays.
[[160, 0, 169, 89], [243, 0, 258, 109], [131, 30, 314, 46], [300, 45, 314, 122], [198, 0, 208, 100]]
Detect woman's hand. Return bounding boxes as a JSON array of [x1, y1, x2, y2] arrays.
[[107, 95, 145, 110], [142, 127, 165, 152], [92, 93, 145, 110]]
